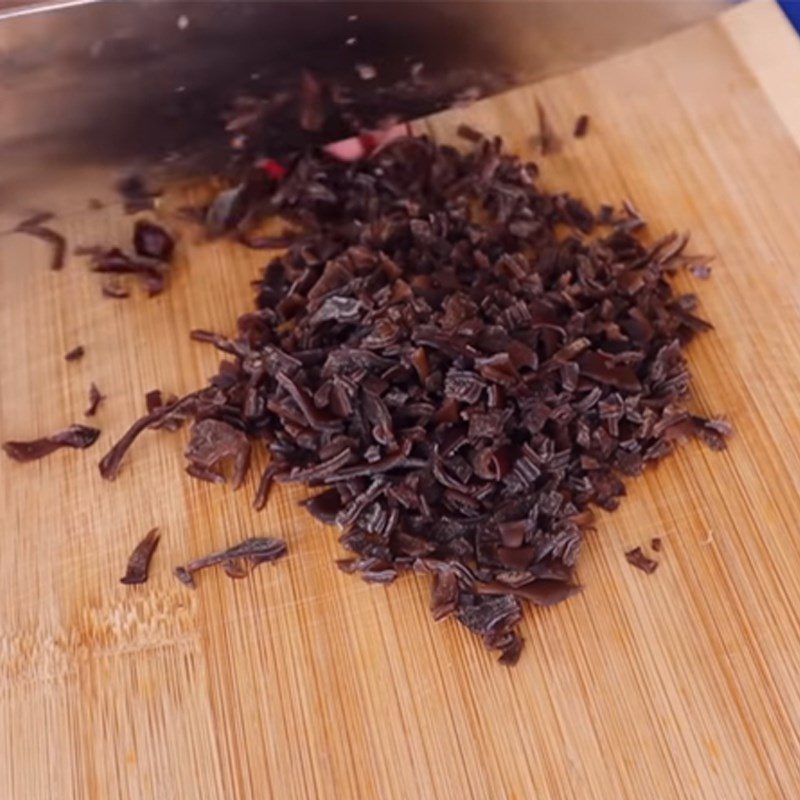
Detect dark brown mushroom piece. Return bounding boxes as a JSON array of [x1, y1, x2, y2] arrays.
[[85, 382, 105, 417], [133, 220, 175, 262], [184, 419, 251, 489], [573, 114, 590, 138], [120, 528, 161, 585], [15, 213, 67, 271], [174, 537, 287, 587], [625, 547, 659, 574], [4, 424, 100, 462]]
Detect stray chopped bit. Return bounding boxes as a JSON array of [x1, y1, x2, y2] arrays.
[[120, 528, 160, 584], [133, 220, 175, 261], [621, 197, 646, 231], [174, 566, 194, 586], [145, 389, 182, 431], [189, 328, 237, 353], [64, 345, 85, 362], [4, 424, 100, 462], [651, 537, 662, 552], [573, 114, 590, 138], [99, 392, 202, 479], [254, 462, 283, 511], [18, 211, 53, 227], [16, 217, 66, 271], [174, 537, 287, 587], [116, 175, 161, 214], [145, 389, 165, 415], [430, 567, 460, 621], [498, 633, 524, 666], [105, 130, 727, 663], [457, 123, 484, 143], [625, 547, 659, 574], [302, 488, 342, 523], [184, 419, 251, 489], [535, 99, 562, 155], [85, 382, 105, 417], [88, 248, 167, 296], [689, 261, 712, 279], [355, 63, 377, 81], [656, 231, 690, 266], [86, 217, 174, 297], [478, 579, 583, 607]]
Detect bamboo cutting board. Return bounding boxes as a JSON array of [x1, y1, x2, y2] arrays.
[[3, 1, 800, 797]]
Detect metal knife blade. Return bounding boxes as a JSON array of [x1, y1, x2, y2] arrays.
[[0, 1, 723, 221]]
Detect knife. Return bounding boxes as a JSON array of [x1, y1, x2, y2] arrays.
[[0, 0, 724, 221]]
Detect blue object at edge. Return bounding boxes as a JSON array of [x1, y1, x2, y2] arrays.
[[779, 1, 800, 31]]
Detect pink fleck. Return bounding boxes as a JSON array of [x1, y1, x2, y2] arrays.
[[323, 123, 411, 162], [257, 158, 288, 180]]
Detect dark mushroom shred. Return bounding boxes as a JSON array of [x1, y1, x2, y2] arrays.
[[456, 124, 484, 143], [174, 536, 287, 587], [625, 546, 659, 574], [120, 527, 161, 585], [133, 220, 175, 261], [64, 345, 85, 362], [89, 248, 168, 297], [103, 131, 728, 663], [184, 419, 251, 489], [4, 424, 100, 462], [573, 114, 590, 138], [535, 99, 562, 155], [85, 382, 104, 417], [16, 217, 67, 271], [430, 567, 460, 621], [145, 390, 183, 433], [85, 219, 175, 297], [651, 537, 662, 552], [99, 391, 204, 479], [18, 211, 54, 227]]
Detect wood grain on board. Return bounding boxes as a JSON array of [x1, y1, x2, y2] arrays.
[[2, 1, 800, 797]]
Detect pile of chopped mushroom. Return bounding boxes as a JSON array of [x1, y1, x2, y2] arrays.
[[97, 131, 728, 664]]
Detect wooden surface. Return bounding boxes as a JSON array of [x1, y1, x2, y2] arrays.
[[3, 1, 800, 797]]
